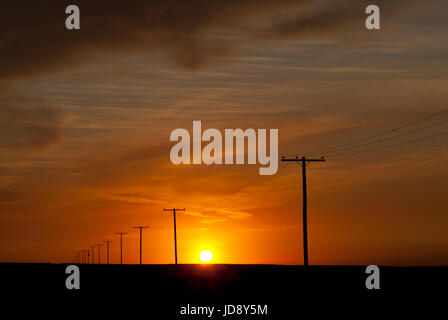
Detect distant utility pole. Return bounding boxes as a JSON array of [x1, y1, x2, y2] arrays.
[[97, 244, 103, 264], [115, 232, 128, 264], [87, 249, 91, 264], [104, 240, 112, 264], [91, 246, 96, 264], [281, 156, 325, 266], [163, 208, 185, 265], [133, 226, 149, 264], [74, 251, 80, 264]]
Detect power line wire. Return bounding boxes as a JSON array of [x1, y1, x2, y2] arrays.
[[329, 130, 448, 158], [322, 118, 448, 155], [306, 108, 448, 156], [192, 162, 290, 213], [222, 163, 295, 209]]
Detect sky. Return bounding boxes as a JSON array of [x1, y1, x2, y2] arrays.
[[0, 0, 447, 265]]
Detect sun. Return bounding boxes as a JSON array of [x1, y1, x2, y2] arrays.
[[199, 250, 213, 263]]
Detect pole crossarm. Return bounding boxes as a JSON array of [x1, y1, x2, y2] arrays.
[[281, 156, 325, 162]]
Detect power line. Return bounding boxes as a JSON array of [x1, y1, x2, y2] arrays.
[[221, 163, 294, 210], [329, 130, 448, 158], [191, 172, 265, 213], [306, 108, 448, 156], [322, 118, 448, 155], [193, 162, 290, 214]]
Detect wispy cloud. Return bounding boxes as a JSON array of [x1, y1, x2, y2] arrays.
[[0, 88, 65, 149]]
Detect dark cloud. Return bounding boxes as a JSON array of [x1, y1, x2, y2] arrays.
[[0, 0, 415, 79], [0, 0, 419, 150], [0, 89, 65, 149]]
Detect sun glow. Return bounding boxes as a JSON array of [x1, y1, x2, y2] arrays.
[[199, 250, 213, 263]]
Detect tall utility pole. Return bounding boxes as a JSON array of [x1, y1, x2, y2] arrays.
[[133, 226, 149, 264], [281, 156, 325, 266], [104, 240, 112, 264], [115, 232, 128, 264], [87, 249, 91, 264], [91, 246, 96, 264], [97, 244, 103, 264], [163, 208, 185, 265]]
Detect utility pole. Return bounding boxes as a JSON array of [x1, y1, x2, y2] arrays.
[[91, 246, 96, 264], [163, 208, 185, 265], [97, 244, 103, 264], [87, 249, 91, 264], [74, 251, 80, 264], [104, 240, 112, 264], [115, 232, 128, 264], [133, 226, 149, 264], [281, 156, 325, 266]]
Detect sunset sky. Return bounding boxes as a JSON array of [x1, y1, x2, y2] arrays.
[[1, 0, 447, 265]]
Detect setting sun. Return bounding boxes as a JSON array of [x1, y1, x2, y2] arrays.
[[199, 250, 213, 263]]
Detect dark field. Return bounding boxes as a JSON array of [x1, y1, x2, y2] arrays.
[[1, 263, 446, 317]]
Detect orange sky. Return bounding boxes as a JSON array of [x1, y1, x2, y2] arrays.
[[0, 0, 447, 265]]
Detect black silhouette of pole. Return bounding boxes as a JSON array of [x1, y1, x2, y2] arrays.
[[74, 251, 80, 264], [281, 156, 325, 266], [104, 240, 112, 264], [91, 246, 95, 264], [97, 244, 103, 264], [133, 226, 149, 264], [87, 249, 91, 264], [163, 208, 185, 265], [115, 232, 127, 264]]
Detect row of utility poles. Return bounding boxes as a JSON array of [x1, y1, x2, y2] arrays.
[[75, 155, 324, 267], [75, 208, 185, 265]]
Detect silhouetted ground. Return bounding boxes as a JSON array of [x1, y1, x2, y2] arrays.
[[1, 263, 446, 317]]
